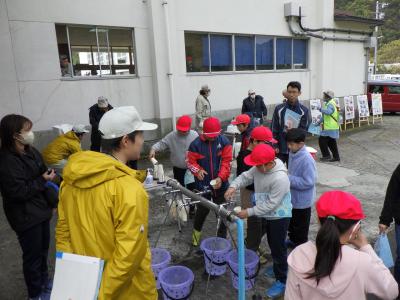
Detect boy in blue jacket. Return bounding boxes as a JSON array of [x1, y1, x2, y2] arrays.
[[286, 128, 317, 248]]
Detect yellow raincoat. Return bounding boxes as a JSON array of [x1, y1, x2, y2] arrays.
[[56, 151, 157, 300], [42, 131, 82, 165]]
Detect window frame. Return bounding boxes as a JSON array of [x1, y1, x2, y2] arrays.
[[184, 31, 309, 75], [58, 24, 138, 80], [388, 85, 400, 95]]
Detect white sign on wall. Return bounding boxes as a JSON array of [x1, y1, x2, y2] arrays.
[[357, 95, 370, 118], [344, 96, 355, 120], [371, 94, 383, 116]]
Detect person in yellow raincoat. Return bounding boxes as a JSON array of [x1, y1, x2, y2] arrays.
[[56, 106, 158, 300], [42, 125, 89, 175]]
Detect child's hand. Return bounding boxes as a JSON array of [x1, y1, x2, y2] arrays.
[[196, 169, 208, 180], [237, 209, 248, 219], [224, 187, 236, 200]]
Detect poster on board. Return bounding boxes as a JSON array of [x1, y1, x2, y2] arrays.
[[371, 94, 383, 116], [344, 96, 355, 120], [357, 95, 370, 118], [309, 99, 323, 125]]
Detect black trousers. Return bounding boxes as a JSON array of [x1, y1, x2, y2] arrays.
[[193, 193, 227, 238], [265, 218, 290, 283], [318, 136, 340, 160], [288, 207, 311, 246], [246, 216, 267, 251], [16, 220, 50, 298], [90, 132, 101, 152]]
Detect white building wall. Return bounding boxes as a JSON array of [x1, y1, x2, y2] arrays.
[[0, 0, 371, 134]]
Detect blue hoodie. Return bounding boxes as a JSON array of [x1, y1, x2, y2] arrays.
[[288, 145, 317, 209]]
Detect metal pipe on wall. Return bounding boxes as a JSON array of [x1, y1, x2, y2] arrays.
[[162, 0, 177, 131]]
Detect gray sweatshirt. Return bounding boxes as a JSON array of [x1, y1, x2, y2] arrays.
[[152, 130, 198, 169], [229, 159, 291, 219]]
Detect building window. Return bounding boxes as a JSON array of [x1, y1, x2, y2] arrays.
[[210, 34, 233, 72], [55, 25, 135, 78], [185, 33, 209, 72], [184, 32, 307, 73], [256, 36, 274, 70], [293, 39, 307, 69], [276, 38, 292, 70], [368, 85, 384, 93], [235, 35, 255, 71]]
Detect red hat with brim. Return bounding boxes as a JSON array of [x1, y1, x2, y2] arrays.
[[316, 190, 365, 220], [231, 114, 251, 125], [203, 117, 221, 138], [176, 115, 192, 131], [244, 144, 276, 166], [250, 126, 277, 144]]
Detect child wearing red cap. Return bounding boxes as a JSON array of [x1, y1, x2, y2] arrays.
[[236, 126, 278, 257], [149, 115, 198, 187], [285, 190, 398, 300], [187, 117, 232, 246], [225, 143, 292, 298]]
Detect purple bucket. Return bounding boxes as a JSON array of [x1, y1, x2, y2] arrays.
[[159, 266, 194, 300], [227, 249, 260, 290], [200, 237, 231, 276], [151, 248, 171, 289]]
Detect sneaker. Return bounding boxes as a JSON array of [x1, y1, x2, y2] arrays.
[[329, 158, 340, 163], [286, 239, 296, 249], [265, 281, 286, 298], [319, 156, 331, 162], [264, 265, 275, 279]]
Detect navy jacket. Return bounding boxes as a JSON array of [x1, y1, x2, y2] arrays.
[[187, 135, 232, 197], [272, 101, 309, 154], [242, 95, 268, 121]]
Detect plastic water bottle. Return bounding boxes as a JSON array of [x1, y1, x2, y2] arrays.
[[144, 169, 153, 187]]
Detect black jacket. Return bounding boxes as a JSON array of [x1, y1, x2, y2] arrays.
[[241, 95, 268, 120], [272, 101, 309, 154], [89, 104, 113, 150], [236, 149, 254, 191], [380, 164, 400, 226], [0, 147, 52, 232]]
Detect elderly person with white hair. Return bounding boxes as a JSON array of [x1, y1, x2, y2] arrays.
[[89, 96, 113, 151], [241, 89, 268, 125]]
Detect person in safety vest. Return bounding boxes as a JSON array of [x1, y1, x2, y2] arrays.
[[318, 90, 341, 162], [42, 125, 89, 176], [56, 106, 158, 300]]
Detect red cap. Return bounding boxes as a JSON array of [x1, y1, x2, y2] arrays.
[[316, 191, 365, 220], [203, 117, 221, 138], [250, 126, 277, 144], [231, 114, 251, 125], [244, 144, 276, 166], [176, 115, 192, 131]]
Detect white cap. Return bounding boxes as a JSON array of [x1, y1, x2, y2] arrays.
[[99, 106, 158, 139], [97, 96, 109, 108], [248, 89, 255, 94], [201, 84, 210, 91], [72, 124, 89, 134]]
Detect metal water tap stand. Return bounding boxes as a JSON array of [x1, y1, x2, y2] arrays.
[[154, 183, 211, 248]]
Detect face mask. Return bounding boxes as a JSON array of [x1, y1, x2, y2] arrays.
[[18, 131, 35, 145], [250, 94, 255, 100]]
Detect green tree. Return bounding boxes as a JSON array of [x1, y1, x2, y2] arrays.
[[378, 39, 400, 63]]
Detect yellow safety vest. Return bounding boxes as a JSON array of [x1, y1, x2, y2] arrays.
[[323, 99, 340, 130]]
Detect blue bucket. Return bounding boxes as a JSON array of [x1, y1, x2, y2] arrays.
[[227, 249, 260, 290], [159, 266, 194, 300], [200, 237, 231, 276], [151, 248, 171, 289]]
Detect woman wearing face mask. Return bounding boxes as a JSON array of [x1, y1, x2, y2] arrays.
[[0, 114, 56, 300], [285, 190, 398, 300]]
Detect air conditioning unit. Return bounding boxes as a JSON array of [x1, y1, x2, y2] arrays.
[[284, 2, 301, 17]]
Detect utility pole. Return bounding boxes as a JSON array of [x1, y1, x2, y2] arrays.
[[374, 1, 388, 74]]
